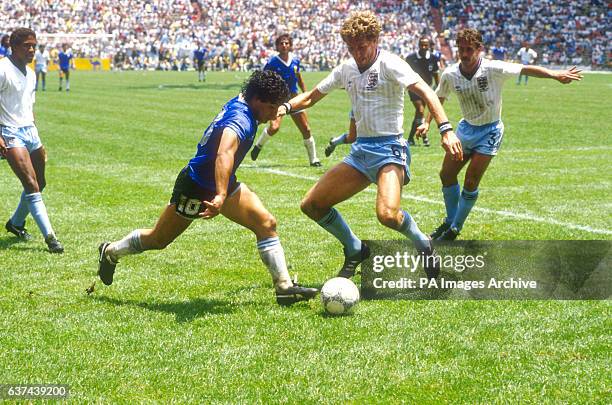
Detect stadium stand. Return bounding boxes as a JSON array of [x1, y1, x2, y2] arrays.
[[0, 0, 608, 70]]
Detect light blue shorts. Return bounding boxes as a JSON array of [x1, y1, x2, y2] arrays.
[[0, 125, 43, 153], [343, 135, 411, 185], [457, 119, 504, 156]]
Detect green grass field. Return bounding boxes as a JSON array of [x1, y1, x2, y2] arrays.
[[0, 70, 610, 403]]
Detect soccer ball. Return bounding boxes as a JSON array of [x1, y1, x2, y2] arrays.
[[321, 277, 360, 315]]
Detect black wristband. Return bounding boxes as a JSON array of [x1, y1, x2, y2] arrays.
[[283, 102, 292, 114], [439, 122, 453, 135], [437, 121, 450, 129]]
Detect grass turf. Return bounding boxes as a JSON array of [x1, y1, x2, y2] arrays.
[[0, 70, 609, 402]]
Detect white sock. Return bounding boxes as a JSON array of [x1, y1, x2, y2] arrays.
[[255, 127, 273, 148], [107, 230, 143, 262], [303, 136, 319, 163], [257, 237, 292, 291]]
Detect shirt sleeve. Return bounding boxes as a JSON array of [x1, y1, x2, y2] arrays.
[[489, 60, 523, 78], [218, 112, 251, 143], [385, 53, 419, 88], [435, 70, 452, 98], [316, 64, 343, 94]]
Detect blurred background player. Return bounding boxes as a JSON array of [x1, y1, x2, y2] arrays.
[[417, 28, 582, 240], [0, 28, 63, 253], [34, 44, 49, 91], [324, 110, 356, 157], [57, 43, 73, 92], [251, 34, 321, 167], [489, 40, 508, 61], [193, 42, 207, 82], [0, 35, 10, 58], [97, 70, 317, 305], [406, 36, 440, 147], [516, 41, 537, 85]]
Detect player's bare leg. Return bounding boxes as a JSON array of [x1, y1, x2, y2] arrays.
[[251, 115, 281, 161], [408, 100, 427, 146], [291, 110, 320, 166], [98, 205, 192, 285], [5, 146, 62, 252], [376, 164, 439, 278], [221, 184, 317, 304], [301, 163, 371, 277]]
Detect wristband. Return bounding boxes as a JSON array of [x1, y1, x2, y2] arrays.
[[282, 102, 292, 114], [439, 122, 453, 135]]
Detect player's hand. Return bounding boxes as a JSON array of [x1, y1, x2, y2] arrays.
[[276, 104, 289, 118], [441, 131, 463, 161], [200, 194, 225, 219], [415, 122, 429, 139], [555, 66, 583, 84]]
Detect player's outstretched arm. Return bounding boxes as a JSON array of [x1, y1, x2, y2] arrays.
[[521, 65, 583, 84], [200, 127, 239, 219], [410, 80, 463, 161], [277, 88, 327, 117]]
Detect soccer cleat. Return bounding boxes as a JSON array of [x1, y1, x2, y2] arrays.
[[324, 139, 337, 157], [310, 160, 322, 167], [419, 239, 440, 280], [430, 222, 451, 239], [5, 220, 32, 241], [276, 284, 318, 306], [250, 145, 262, 161], [45, 235, 64, 254], [98, 242, 117, 285], [436, 227, 460, 241], [407, 137, 416, 146], [423, 136, 430, 147], [337, 243, 370, 278]]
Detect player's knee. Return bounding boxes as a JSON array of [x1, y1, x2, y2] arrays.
[[300, 196, 325, 219], [376, 207, 401, 229], [259, 213, 277, 234], [463, 176, 480, 192]]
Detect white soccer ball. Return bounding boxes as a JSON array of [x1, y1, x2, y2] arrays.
[[321, 277, 360, 315]]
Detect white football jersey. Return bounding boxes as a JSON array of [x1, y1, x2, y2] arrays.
[[317, 49, 419, 137], [436, 58, 522, 125], [517, 47, 537, 64], [0, 57, 36, 127]]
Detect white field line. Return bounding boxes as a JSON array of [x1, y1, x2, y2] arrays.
[[252, 167, 612, 236]]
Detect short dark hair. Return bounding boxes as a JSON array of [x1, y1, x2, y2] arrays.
[[241, 70, 289, 104], [9, 28, 36, 48], [275, 34, 292, 48]]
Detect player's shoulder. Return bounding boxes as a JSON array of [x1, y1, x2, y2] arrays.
[[440, 61, 460, 77]]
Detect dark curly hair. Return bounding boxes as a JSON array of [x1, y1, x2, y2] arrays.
[[275, 34, 292, 49], [242, 70, 289, 104], [10, 28, 36, 48]]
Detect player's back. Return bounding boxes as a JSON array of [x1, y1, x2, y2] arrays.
[[187, 95, 258, 188]]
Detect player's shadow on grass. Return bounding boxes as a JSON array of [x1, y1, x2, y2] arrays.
[[92, 296, 235, 322], [127, 83, 242, 91], [0, 237, 42, 251]]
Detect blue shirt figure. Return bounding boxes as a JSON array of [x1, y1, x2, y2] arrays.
[[491, 46, 508, 61], [264, 54, 301, 94], [0, 45, 9, 58], [58, 50, 73, 70], [187, 95, 258, 190], [194, 47, 207, 63]]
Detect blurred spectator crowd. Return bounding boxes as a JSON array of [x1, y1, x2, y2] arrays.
[[0, 0, 609, 70]]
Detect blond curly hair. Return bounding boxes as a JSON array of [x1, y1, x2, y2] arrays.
[[340, 10, 381, 41], [456, 28, 483, 47]]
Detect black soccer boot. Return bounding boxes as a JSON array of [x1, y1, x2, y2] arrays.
[[430, 221, 451, 239], [250, 145, 262, 161], [276, 284, 318, 306], [98, 242, 117, 285], [337, 243, 371, 278], [5, 220, 32, 241]]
